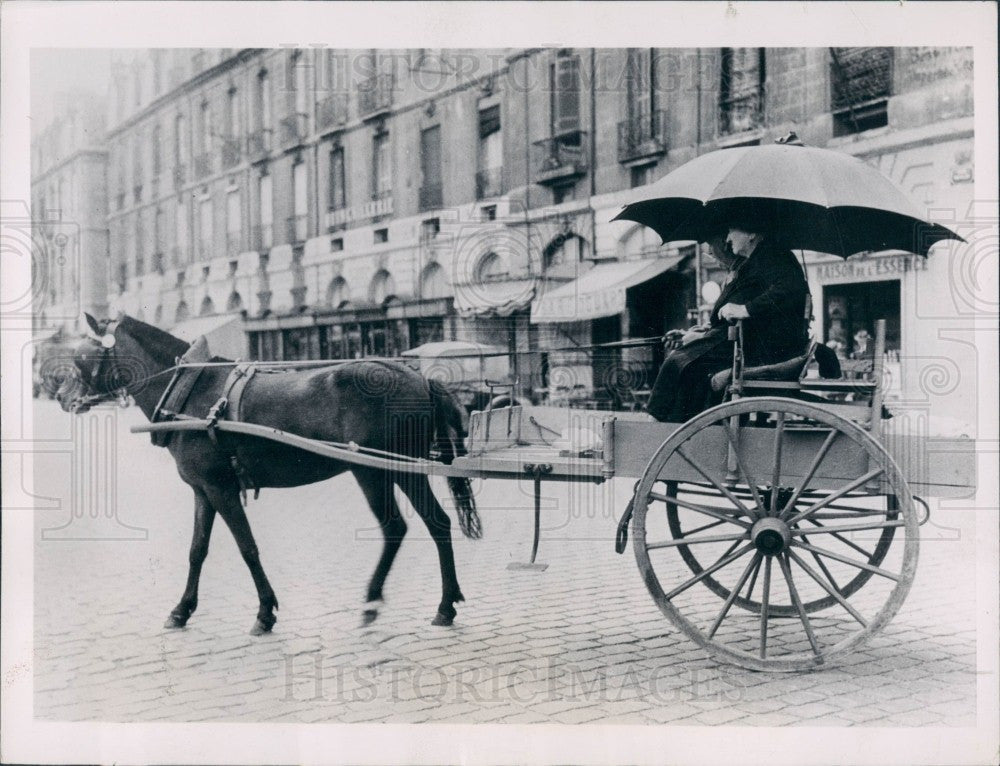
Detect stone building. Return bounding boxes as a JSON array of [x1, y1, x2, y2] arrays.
[[104, 47, 975, 417], [31, 91, 109, 335]]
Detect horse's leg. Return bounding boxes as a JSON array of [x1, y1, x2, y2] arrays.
[[354, 468, 407, 626], [164, 487, 217, 628], [397, 473, 464, 626], [204, 485, 279, 636]]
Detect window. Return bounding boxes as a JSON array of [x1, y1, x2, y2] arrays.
[[154, 207, 164, 260], [420, 262, 448, 300], [326, 276, 348, 307], [630, 164, 652, 188], [175, 113, 188, 163], [132, 135, 143, 192], [720, 48, 765, 134], [477, 105, 503, 198], [553, 183, 575, 205], [550, 53, 581, 136], [626, 48, 656, 125], [288, 50, 308, 116], [419, 125, 442, 210], [199, 100, 212, 155], [291, 161, 308, 242], [373, 227, 388, 244], [257, 70, 272, 131], [328, 146, 346, 210], [227, 87, 240, 137], [152, 124, 162, 175], [420, 217, 440, 241], [372, 131, 391, 199], [198, 197, 213, 260], [369, 269, 396, 305], [830, 47, 892, 136], [476, 251, 507, 282], [330, 237, 344, 252], [226, 189, 241, 254], [175, 197, 188, 264], [480, 204, 497, 222], [258, 172, 273, 248]]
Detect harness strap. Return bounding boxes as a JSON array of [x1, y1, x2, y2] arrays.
[[216, 362, 261, 503]]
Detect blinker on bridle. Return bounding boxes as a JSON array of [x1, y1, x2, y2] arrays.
[[72, 319, 130, 411]]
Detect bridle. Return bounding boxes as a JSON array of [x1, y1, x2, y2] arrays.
[[69, 319, 131, 412]]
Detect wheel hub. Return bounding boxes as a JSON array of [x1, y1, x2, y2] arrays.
[[751, 517, 791, 555]]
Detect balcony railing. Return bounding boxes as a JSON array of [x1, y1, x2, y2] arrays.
[[173, 164, 187, 189], [247, 128, 273, 161], [720, 91, 764, 135], [358, 73, 394, 119], [279, 112, 309, 148], [152, 252, 165, 274], [286, 214, 308, 244], [418, 183, 443, 211], [476, 167, 504, 199], [251, 224, 274, 252], [617, 110, 668, 164], [221, 137, 242, 169], [532, 133, 588, 186], [193, 153, 213, 180], [316, 93, 349, 133]]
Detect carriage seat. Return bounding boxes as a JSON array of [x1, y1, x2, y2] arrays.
[[709, 340, 842, 393]]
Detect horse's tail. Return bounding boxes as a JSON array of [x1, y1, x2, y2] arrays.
[[428, 379, 482, 540]]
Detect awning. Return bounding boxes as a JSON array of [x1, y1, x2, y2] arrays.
[[453, 278, 537, 318], [530, 256, 685, 323]]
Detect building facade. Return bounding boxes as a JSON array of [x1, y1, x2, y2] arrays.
[[31, 91, 110, 335], [104, 47, 976, 419]]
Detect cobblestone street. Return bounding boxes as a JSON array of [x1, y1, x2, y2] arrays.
[[31, 400, 981, 726]]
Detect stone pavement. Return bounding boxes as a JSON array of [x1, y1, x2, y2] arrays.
[[30, 400, 980, 725]]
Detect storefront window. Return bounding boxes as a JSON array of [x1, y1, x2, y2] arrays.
[[822, 280, 900, 359]]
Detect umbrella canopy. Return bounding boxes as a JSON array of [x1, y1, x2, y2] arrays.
[[613, 140, 963, 258]]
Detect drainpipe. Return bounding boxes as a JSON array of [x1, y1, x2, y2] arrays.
[[694, 48, 703, 323]]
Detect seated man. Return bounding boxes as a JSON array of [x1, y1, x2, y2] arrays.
[[646, 225, 810, 422]]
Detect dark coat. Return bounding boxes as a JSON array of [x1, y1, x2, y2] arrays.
[[646, 239, 809, 421], [684, 239, 810, 367]]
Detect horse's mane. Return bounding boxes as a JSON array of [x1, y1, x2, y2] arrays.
[[120, 315, 190, 365]]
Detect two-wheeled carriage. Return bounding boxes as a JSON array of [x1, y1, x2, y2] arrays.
[[134, 317, 975, 671]]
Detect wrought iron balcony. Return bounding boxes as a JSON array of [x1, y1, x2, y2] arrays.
[[193, 153, 213, 180], [418, 183, 443, 211], [221, 137, 242, 169], [279, 112, 309, 148], [719, 91, 764, 136], [247, 129, 272, 161], [358, 73, 394, 119], [475, 167, 504, 200], [316, 93, 349, 134], [286, 214, 308, 244], [532, 133, 588, 186], [617, 110, 668, 164]]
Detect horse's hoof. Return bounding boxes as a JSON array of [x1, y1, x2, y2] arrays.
[[249, 619, 274, 636], [361, 608, 379, 627], [431, 612, 454, 627], [163, 615, 187, 629]]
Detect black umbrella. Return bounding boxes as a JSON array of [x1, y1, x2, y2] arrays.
[[613, 134, 963, 258]]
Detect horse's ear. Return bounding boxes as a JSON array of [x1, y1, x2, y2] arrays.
[[84, 313, 101, 335]]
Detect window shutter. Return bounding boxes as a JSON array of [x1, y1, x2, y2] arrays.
[[478, 105, 501, 138], [420, 126, 442, 186], [552, 56, 581, 135]]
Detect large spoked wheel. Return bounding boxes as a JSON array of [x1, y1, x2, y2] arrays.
[[632, 397, 918, 672]]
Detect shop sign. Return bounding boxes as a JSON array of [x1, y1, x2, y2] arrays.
[[814, 254, 928, 283]]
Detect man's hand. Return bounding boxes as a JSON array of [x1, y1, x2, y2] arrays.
[[681, 325, 710, 345], [718, 303, 750, 322]]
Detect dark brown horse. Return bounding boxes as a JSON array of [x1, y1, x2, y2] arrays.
[[56, 314, 480, 634]]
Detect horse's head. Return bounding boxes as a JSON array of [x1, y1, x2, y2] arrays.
[[55, 313, 166, 414]]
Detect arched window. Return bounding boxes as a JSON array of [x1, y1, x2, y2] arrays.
[[175, 301, 190, 323], [326, 276, 349, 309], [543, 233, 587, 270], [419, 262, 448, 299], [475, 251, 507, 283], [620, 224, 663, 260], [226, 291, 243, 311], [369, 269, 397, 306], [199, 296, 215, 316]]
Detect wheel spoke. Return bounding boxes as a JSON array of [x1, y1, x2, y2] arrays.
[[677, 518, 728, 538], [787, 550, 868, 627], [647, 531, 748, 551], [744, 555, 763, 601], [759, 557, 772, 659], [778, 553, 823, 659], [664, 543, 756, 601], [780, 429, 839, 519], [722, 420, 765, 511], [785, 468, 885, 526], [648, 491, 752, 529], [675, 447, 759, 521], [708, 552, 763, 638], [790, 520, 904, 537], [804, 518, 877, 560], [770, 412, 786, 514], [792, 540, 900, 581]]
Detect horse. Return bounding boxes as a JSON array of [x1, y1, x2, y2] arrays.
[[55, 313, 481, 635]]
